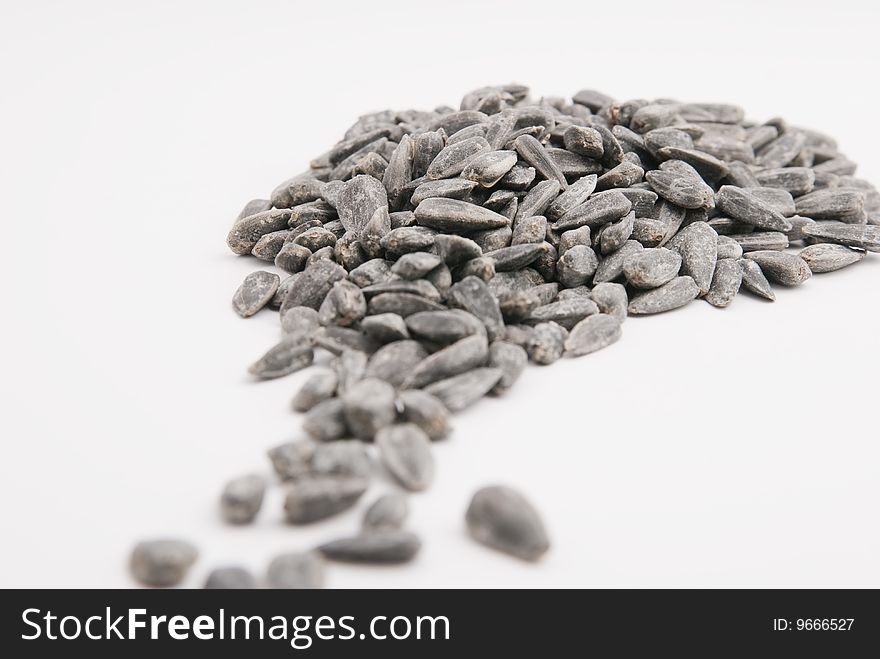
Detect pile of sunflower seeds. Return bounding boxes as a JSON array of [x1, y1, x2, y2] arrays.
[[132, 84, 879, 587]]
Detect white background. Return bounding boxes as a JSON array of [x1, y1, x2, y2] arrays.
[[1, 0, 879, 588]]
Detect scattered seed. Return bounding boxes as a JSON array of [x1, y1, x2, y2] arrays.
[[283, 475, 369, 524], [204, 567, 256, 590], [318, 532, 422, 564], [363, 493, 409, 532], [744, 250, 812, 286], [423, 367, 504, 411], [266, 551, 325, 589], [130, 539, 197, 588], [232, 271, 280, 318], [466, 485, 550, 561], [376, 423, 435, 491], [221, 475, 266, 524]]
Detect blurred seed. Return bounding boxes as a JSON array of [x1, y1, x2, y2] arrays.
[[399, 389, 451, 440], [266, 551, 325, 589], [526, 322, 568, 365], [590, 282, 628, 322], [466, 485, 550, 562], [364, 340, 429, 388], [318, 532, 422, 564], [423, 367, 504, 411], [391, 251, 444, 279], [249, 340, 314, 380], [376, 423, 435, 491], [221, 474, 266, 524], [312, 439, 372, 479], [342, 377, 397, 440], [488, 341, 528, 394], [204, 567, 256, 590], [363, 493, 409, 532], [361, 313, 410, 344], [303, 398, 349, 442], [801, 223, 880, 251], [283, 475, 368, 524], [130, 539, 197, 588]]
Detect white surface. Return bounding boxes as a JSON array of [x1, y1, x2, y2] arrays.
[[1, 0, 879, 588]]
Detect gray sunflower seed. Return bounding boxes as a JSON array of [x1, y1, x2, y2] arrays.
[[527, 297, 598, 330], [628, 276, 700, 315], [673, 221, 718, 293], [801, 222, 880, 251], [488, 341, 528, 394], [130, 539, 198, 588], [426, 136, 491, 179], [361, 313, 410, 344], [376, 423, 434, 491], [318, 531, 421, 564], [415, 197, 510, 232], [563, 125, 604, 158], [284, 475, 368, 524], [364, 340, 429, 387], [553, 190, 632, 231], [227, 209, 293, 255], [462, 150, 518, 187], [221, 474, 266, 524], [514, 134, 568, 189], [556, 244, 599, 288], [280, 260, 347, 313], [288, 200, 337, 226], [736, 257, 776, 301], [292, 367, 339, 413], [657, 146, 730, 181], [252, 230, 290, 261], [795, 189, 865, 222], [755, 167, 815, 196], [204, 567, 256, 590], [593, 239, 644, 283], [799, 243, 865, 273], [363, 493, 409, 532], [545, 174, 598, 221], [403, 334, 489, 389], [466, 485, 550, 562], [499, 164, 536, 190], [725, 231, 789, 252], [618, 188, 658, 218], [716, 234, 744, 260], [399, 389, 451, 440], [558, 225, 593, 254], [382, 135, 414, 209], [503, 324, 537, 349], [412, 129, 447, 179], [232, 271, 280, 318], [422, 367, 504, 411], [236, 198, 272, 222], [704, 258, 743, 308], [756, 130, 807, 168], [645, 169, 714, 210], [600, 210, 636, 255], [564, 313, 622, 357], [249, 340, 314, 379], [318, 280, 367, 327], [511, 214, 549, 246], [446, 276, 505, 341], [483, 243, 545, 272], [303, 398, 349, 442], [313, 326, 376, 356], [334, 349, 368, 395], [589, 282, 628, 322], [389, 210, 417, 229], [623, 247, 682, 289], [362, 278, 442, 302], [312, 439, 372, 479], [391, 251, 444, 279], [342, 377, 397, 440], [748, 187, 796, 217], [516, 180, 562, 220], [547, 147, 603, 179], [631, 217, 667, 247], [596, 161, 645, 191], [266, 551, 325, 589], [525, 322, 568, 365], [268, 441, 315, 482], [743, 251, 812, 286], [274, 242, 312, 274], [410, 178, 478, 205], [433, 234, 483, 265], [336, 174, 389, 236], [573, 88, 614, 111], [405, 309, 486, 345]]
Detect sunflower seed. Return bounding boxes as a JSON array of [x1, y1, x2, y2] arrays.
[[423, 367, 504, 411], [556, 244, 599, 288], [799, 243, 865, 272], [466, 486, 549, 561], [487, 341, 528, 394], [375, 423, 434, 491], [553, 190, 632, 231], [266, 551, 325, 589], [564, 313, 622, 357], [312, 439, 372, 479], [589, 282, 628, 322], [795, 189, 865, 222], [341, 377, 397, 440], [525, 322, 568, 365], [462, 150, 518, 187], [600, 210, 635, 254], [623, 247, 682, 289], [204, 567, 256, 590], [593, 239, 644, 283], [232, 271, 280, 318], [628, 276, 700, 315], [673, 221, 718, 294], [130, 540, 198, 588], [280, 260, 347, 312], [363, 493, 409, 532], [410, 178, 478, 205], [737, 257, 776, 301], [743, 251, 812, 286], [318, 532, 421, 564], [283, 475, 368, 524], [249, 340, 314, 379], [756, 130, 806, 168], [267, 441, 315, 482], [414, 197, 510, 232], [364, 340, 429, 388], [426, 136, 491, 179], [361, 313, 410, 344], [514, 134, 568, 189], [801, 222, 880, 251], [645, 169, 714, 210], [292, 368, 339, 413], [220, 474, 266, 525], [704, 259, 743, 308], [227, 209, 293, 255], [303, 398, 349, 442], [563, 125, 604, 158]]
